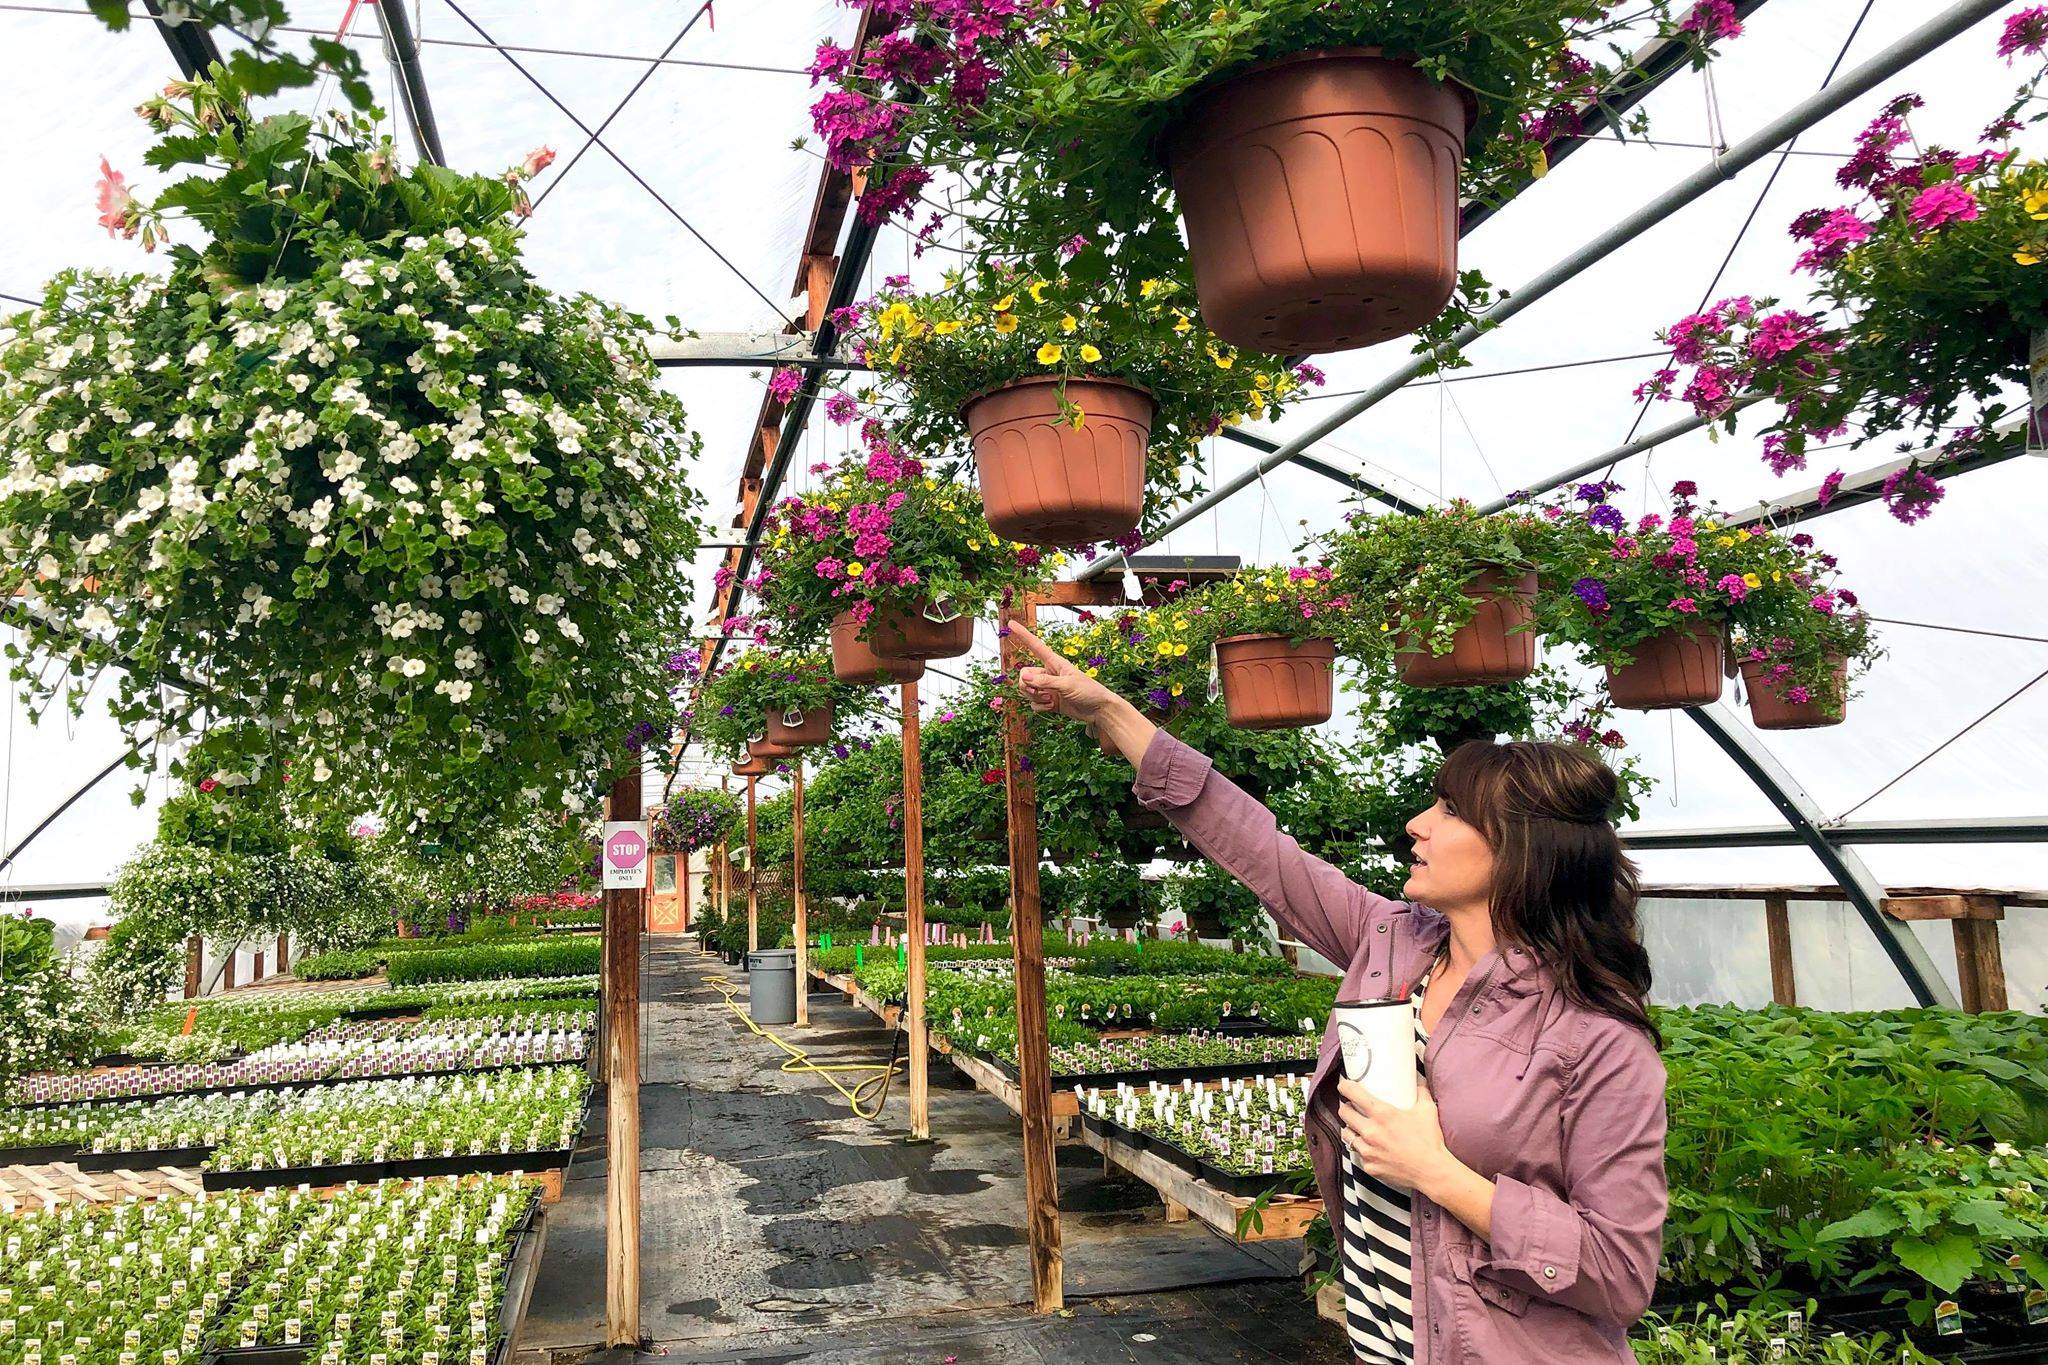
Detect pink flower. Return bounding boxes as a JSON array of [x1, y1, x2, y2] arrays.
[[1816, 469, 1845, 507], [96, 157, 138, 239], [1680, 0, 1743, 43], [1791, 208, 1870, 272], [768, 367, 805, 403], [1717, 573, 1748, 601], [1668, 597, 1699, 614], [1786, 685, 1812, 705], [198, 778, 218, 792], [520, 145, 557, 178], [1999, 6, 2048, 61], [1907, 181, 1979, 231]]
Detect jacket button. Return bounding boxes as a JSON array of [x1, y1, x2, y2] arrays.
[[1542, 1266, 1557, 1280], [1376, 923, 1387, 934], [1470, 1004, 1482, 1015]]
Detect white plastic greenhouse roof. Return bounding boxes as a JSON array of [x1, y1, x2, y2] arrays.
[[2, 1, 2044, 909]]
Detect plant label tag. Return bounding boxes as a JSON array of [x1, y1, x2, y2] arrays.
[[1934, 1299, 1962, 1336], [2032, 329, 2048, 452], [603, 821, 650, 889], [2027, 1288, 2048, 1325]]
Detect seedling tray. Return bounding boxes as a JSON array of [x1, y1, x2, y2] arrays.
[[75, 1143, 214, 1171], [0, 1141, 81, 1165], [1011, 1055, 1317, 1093], [1077, 1108, 1301, 1200], [203, 1346, 312, 1365], [200, 1147, 575, 1191], [6, 1055, 588, 1109]]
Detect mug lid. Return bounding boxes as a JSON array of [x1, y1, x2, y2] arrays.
[[1332, 996, 1409, 1010]]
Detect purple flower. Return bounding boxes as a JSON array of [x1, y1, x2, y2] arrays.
[[1680, 0, 1743, 42], [1586, 503, 1627, 533], [1816, 470, 1846, 507], [1670, 480, 1697, 499], [1882, 466, 1944, 524], [824, 391, 859, 425], [1571, 577, 1609, 612]]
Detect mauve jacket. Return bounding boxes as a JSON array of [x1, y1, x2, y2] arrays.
[[1133, 731, 1669, 1363]]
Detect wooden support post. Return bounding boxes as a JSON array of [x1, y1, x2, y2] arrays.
[[604, 767, 644, 1349], [746, 776, 760, 954], [902, 680, 930, 1139], [222, 947, 236, 991], [999, 594, 1064, 1313], [184, 934, 202, 999], [1883, 894, 2009, 1012], [1763, 895, 1796, 1006], [276, 930, 289, 976], [794, 757, 809, 1028]]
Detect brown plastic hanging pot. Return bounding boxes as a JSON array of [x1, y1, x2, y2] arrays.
[[748, 735, 794, 762], [1162, 48, 1471, 354], [1393, 568, 1538, 688], [964, 375, 1154, 547], [867, 598, 976, 662], [1215, 635, 1337, 729], [765, 702, 834, 748], [732, 755, 776, 778], [1607, 622, 1727, 710], [829, 610, 925, 685], [1741, 657, 1848, 730]]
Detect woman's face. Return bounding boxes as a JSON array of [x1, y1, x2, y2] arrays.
[[1402, 796, 1495, 911]]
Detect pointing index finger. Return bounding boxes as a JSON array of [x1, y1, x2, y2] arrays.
[[1008, 623, 1066, 670]]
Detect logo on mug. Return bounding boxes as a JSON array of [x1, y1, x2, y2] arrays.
[[1337, 1022, 1373, 1082]]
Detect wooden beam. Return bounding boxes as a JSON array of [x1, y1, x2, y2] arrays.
[[1763, 895, 1796, 1007], [1954, 918, 2009, 1013], [276, 931, 289, 977], [795, 759, 810, 1028], [184, 934, 202, 999], [903, 680, 930, 1140], [1881, 893, 2006, 922], [746, 776, 759, 954], [801, 253, 839, 331], [604, 767, 643, 1349], [1000, 593, 1063, 1313]]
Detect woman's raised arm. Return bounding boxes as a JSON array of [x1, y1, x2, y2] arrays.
[[1011, 624, 1397, 967]]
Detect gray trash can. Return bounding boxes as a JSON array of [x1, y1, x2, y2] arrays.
[[746, 948, 797, 1026]]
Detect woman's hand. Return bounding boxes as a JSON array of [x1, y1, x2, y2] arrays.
[[1008, 623, 1158, 769], [1337, 1078, 1459, 1197]]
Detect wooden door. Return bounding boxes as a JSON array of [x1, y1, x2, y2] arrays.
[[647, 853, 686, 934]]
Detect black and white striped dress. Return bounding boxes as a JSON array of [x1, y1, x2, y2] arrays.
[[1338, 978, 1429, 1363]]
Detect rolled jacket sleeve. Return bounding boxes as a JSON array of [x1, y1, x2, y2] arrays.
[[1131, 730, 1397, 971], [1476, 1019, 1668, 1325]]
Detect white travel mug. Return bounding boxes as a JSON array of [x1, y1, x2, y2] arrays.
[[1330, 997, 1416, 1109]]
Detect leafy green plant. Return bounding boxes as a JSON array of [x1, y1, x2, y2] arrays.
[[380, 937, 599, 986], [0, 914, 100, 1088], [691, 649, 880, 763], [1320, 502, 1543, 661]]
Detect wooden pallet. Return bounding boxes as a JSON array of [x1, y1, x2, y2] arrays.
[[1072, 1120, 1323, 1244], [0, 1161, 204, 1211]]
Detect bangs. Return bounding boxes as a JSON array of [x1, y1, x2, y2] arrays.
[[1432, 740, 1508, 836]]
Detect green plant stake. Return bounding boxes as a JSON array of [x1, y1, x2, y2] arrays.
[[855, 945, 865, 969]]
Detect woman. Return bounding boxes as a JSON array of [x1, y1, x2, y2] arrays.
[[1011, 625, 1668, 1364]]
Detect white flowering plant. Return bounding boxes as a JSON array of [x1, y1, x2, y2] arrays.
[[0, 913, 101, 1090], [0, 73, 705, 835]]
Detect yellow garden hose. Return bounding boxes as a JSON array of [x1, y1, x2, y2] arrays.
[[705, 974, 906, 1120]]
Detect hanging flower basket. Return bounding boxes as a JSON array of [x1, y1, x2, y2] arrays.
[[1606, 622, 1727, 710], [1742, 656, 1849, 730], [1163, 49, 1472, 354], [964, 375, 1155, 547], [830, 611, 926, 684], [732, 755, 777, 778], [765, 702, 834, 748], [747, 736, 795, 762], [1214, 635, 1337, 729], [1393, 568, 1538, 688], [867, 599, 976, 662]]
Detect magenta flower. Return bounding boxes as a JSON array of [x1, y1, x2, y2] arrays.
[[768, 367, 805, 403], [1816, 470, 1846, 507], [1791, 208, 1870, 272], [1668, 597, 1699, 614], [1999, 6, 2048, 61], [1680, 0, 1743, 42], [824, 391, 859, 425], [1907, 181, 1979, 231], [1881, 466, 1944, 524]]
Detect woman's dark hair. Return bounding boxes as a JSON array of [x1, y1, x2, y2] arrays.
[[1433, 740, 1658, 1045]]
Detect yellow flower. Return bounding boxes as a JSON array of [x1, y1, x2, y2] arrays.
[[967, 540, 981, 551], [1715, 535, 1734, 548], [1172, 643, 1188, 657], [846, 561, 865, 578], [1380, 621, 1391, 633], [2026, 187, 2048, 219], [1066, 408, 1086, 431], [933, 319, 962, 336], [877, 301, 912, 337], [1173, 617, 1187, 629], [992, 294, 1016, 312], [1170, 682, 1184, 697], [1253, 372, 1274, 391], [2018, 249, 2043, 266], [1085, 666, 1099, 677], [1079, 343, 1102, 363], [1771, 570, 1783, 583], [1028, 280, 1048, 303], [1156, 642, 1174, 657], [1736, 528, 1751, 541], [1742, 573, 1762, 590], [993, 312, 1019, 334], [1209, 345, 1234, 369], [1037, 342, 1064, 365], [1060, 315, 1078, 333], [1139, 279, 1162, 298], [1173, 312, 1193, 334]]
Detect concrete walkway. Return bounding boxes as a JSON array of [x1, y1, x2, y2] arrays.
[[515, 941, 1347, 1363]]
